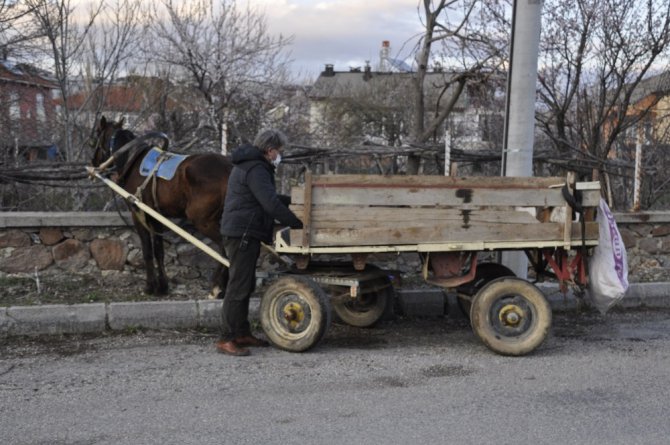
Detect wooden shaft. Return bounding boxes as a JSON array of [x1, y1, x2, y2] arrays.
[[86, 167, 230, 267]]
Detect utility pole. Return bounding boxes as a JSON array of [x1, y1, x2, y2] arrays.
[[500, 0, 544, 278]]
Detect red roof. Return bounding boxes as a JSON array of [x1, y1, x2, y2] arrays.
[[67, 84, 145, 112], [0, 61, 58, 89]]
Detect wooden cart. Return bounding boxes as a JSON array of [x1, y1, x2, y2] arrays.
[[260, 172, 601, 356]]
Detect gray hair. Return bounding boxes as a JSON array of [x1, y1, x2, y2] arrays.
[[253, 129, 288, 153]]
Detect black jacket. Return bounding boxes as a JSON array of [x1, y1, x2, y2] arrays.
[[220, 143, 303, 243]]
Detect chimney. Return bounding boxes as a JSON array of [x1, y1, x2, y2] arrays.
[[379, 40, 391, 72], [323, 64, 335, 77]]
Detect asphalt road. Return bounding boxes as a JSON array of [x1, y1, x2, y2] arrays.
[[2, 308, 670, 445]]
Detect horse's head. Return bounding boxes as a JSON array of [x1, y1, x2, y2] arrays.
[[89, 116, 135, 167]]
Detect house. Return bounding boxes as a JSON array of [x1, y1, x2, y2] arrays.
[[307, 55, 505, 152], [65, 75, 231, 154], [67, 76, 177, 133], [620, 72, 670, 148], [0, 59, 61, 163]]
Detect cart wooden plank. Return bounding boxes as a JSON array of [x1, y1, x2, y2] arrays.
[[290, 183, 600, 207], [288, 205, 540, 228], [289, 221, 598, 247]]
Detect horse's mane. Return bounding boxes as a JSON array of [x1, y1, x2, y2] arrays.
[[112, 129, 152, 187]]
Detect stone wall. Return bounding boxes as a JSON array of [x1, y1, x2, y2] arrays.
[[616, 213, 670, 282], [0, 213, 218, 282], [1, 212, 669, 283]]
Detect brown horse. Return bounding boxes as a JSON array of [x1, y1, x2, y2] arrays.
[[90, 116, 232, 297]]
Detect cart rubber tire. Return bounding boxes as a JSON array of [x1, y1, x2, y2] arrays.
[[260, 275, 332, 352], [456, 263, 515, 318], [332, 276, 393, 328], [470, 277, 551, 356]]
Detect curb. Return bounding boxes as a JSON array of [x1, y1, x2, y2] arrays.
[[1, 282, 668, 338]]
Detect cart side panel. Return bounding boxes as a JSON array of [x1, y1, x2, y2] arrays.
[[287, 175, 600, 249]]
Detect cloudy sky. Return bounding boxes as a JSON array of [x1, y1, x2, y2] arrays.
[[250, 0, 424, 79], [67, 0, 424, 80]]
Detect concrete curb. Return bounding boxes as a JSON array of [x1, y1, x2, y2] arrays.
[[1, 282, 668, 338]]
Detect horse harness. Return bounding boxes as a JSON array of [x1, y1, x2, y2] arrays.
[[97, 130, 181, 235]]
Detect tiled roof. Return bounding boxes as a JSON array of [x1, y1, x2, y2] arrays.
[[631, 72, 670, 103], [67, 84, 145, 112], [0, 60, 58, 89]]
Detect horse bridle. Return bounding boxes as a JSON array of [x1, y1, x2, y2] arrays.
[[92, 126, 170, 170], [90, 127, 122, 165]]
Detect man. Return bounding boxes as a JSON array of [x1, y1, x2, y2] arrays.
[[217, 129, 303, 356]]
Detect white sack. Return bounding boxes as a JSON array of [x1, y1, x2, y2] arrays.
[[588, 199, 629, 314]]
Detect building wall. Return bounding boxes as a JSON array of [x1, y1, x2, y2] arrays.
[[655, 95, 670, 144], [0, 75, 59, 147]]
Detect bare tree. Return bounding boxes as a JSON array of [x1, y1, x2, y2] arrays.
[[537, 0, 670, 207], [0, 1, 42, 59], [146, 0, 292, 154], [23, 0, 102, 161], [405, 0, 508, 172], [73, 0, 145, 158]]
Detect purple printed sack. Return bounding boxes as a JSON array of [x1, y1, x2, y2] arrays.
[[588, 199, 629, 313]]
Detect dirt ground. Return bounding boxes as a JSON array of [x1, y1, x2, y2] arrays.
[[0, 269, 213, 307], [0, 265, 427, 307]]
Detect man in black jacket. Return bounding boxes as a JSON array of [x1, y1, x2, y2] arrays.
[[216, 129, 303, 356]]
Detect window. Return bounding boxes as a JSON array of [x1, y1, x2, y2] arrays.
[[9, 92, 20, 119], [36, 93, 46, 121]]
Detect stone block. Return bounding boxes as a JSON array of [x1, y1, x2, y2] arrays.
[[197, 298, 260, 330], [176, 243, 218, 271], [638, 237, 661, 254], [90, 238, 128, 270], [108, 300, 198, 330], [53, 239, 91, 271], [651, 225, 670, 237], [5, 304, 106, 336], [39, 228, 64, 246], [629, 282, 670, 308], [0, 230, 31, 248], [619, 228, 637, 249], [126, 248, 144, 268], [198, 299, 223, 329], [71, 228, 96, 242], [0, 245, 53, 273]]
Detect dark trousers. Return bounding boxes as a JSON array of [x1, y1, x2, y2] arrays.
[[220, 236, 261, 342]]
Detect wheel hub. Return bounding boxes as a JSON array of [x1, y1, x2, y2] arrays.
[[282, 302, 305, 330], [499, 304, 525, 327]]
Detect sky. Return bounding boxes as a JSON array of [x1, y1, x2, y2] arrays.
[[249, 0, 424, 80], [67, 0, 425, 81]]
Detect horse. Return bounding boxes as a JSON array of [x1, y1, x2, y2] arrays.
[[90, 116, 232, 297]]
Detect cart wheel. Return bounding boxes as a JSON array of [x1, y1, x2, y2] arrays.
[[260, 275, 332, 352], [470, 277, 551, 356], [456, 263, 515, 318], [332, 275, 393, 328]]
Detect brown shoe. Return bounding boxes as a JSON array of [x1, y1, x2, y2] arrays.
[[216, 340, 250, 356], [234, 335, 270, 347]]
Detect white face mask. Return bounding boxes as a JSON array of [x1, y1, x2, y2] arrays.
[[272, 153, 282, 167]]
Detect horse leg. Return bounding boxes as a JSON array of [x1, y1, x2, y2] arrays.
[[208, 255, 229, 300], [152, 229, 169, 296], [135, 222, 158, 295], [207, 233, 229, 300], [190, 218, 228, 299]]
